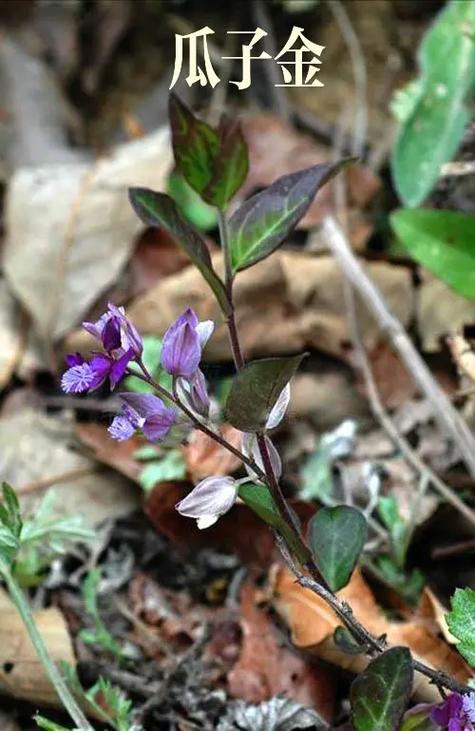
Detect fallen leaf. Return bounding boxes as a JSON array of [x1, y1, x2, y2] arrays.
[[0, 409, 139, 526], [270, 566, 472, 703], [228, 581, 334, 721], [417, 274, 475, 353], [183, 425, 243, 482], [354, 340, 417, 409], [0, 280, 26, 391], [0, 711, 20, 731], [4, 127, 172, 341], [76, 422, 142, 483], [64, 251, 413, 365], [0, 587, 75, 707], [416, 587, 458, 645]]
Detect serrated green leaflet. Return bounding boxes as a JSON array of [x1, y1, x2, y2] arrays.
[[350, 647, 413, 731], [391, 209, 475, 300], [309, 506, 367, 591], [391, 0, 475, 207], [446, 587, 475, 666], [128, 188, 230, 313], [229, 160, 351, 272], [225, 354, 304, 432]]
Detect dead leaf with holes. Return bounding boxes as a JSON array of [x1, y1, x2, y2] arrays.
[[269, 566, 472, 703]]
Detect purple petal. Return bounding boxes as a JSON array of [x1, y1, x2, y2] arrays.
[[176, 476, 237, 520], [61, 363, 96, 393], [108, 414, 136, 441], [463, 694, 475, 723], [107, 303, 143, 356], [65, 352, 85, 367], [176, 370, 210, 418], [82, 312, 110, 341], [119, 392, 177, 441], [161, 320, 201, 377], [120, 392, 170, 418], [142, 409, 177, 441], [88, 353, 112, 389], [108, 348, 134, 388], [448, 720, 463, 731], [101, 316, 122, 351], [431, 694, 463, 726], [266, 383, 290, 430]]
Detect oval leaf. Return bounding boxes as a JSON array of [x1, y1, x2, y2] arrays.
[[229, 160, 352, 272], [129, 188, 230, 313], [391, 0, 475, 207], [202, 119, 249, 208], [350, 647, 413, 731], [391, 209, 475, 300], [225, 355, 304, 432], [309, 506, 367, 591]]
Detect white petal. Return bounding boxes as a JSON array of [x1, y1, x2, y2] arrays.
[[243, 434, 282, 483], [197, 514, 219, 530], [266, 383, 291, 430], [176, 476, 237, 518], [322, 419, 357, 460], [195, 320, 214, 348]]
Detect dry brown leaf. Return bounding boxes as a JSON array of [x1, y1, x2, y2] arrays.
[[64, 251, 413, 365], [0, 588, 75, 707], [0, 280, 26, 391], [227, 582, 334, 722], [183, 425, 243, 482], [76, 422, 143, 483], [417, 274, 475, 352], [416, 587, 458, 645], [358, 341, 417, 409], [270, 566, 472, 703]]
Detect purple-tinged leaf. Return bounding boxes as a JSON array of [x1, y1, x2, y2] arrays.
[[202, 120, 249, 208], [128, 188, 230, 314], [169, 96, 248, 209], [309, 505, 367, 592], [169, 93, 220, 197], [225, 354, 304, 432], [229, 160, 353, 272], [350, 647, 413, 731]]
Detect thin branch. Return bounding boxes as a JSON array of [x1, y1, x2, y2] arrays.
[[322, 215, 475, 480]]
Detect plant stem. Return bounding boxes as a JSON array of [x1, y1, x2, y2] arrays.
[[0, 562, 94, 731]]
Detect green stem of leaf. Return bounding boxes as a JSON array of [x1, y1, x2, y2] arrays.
[[0, 560, 94, 731]]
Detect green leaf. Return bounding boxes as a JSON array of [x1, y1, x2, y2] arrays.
[[169, 93, 220, 196], [169, 95, 248, 208], [168, 172, 218, 231], [202, 120, 249, 208], [446, 587, 475, 666], [0, 483, 22, 538], [299, 445, 333, 504], [128, 188, 230, 313], [391, 0, 475, 207], [35, 718, 75, 731], [390, 209, 475, 300], [225, 354, 304, 432], [400, 708, 438, 731], [229, 160, 351, 272], [80, 569, 122, 661], [238, 482, 308, 563], [309, 506, 367, 591], [350, 647, 413, 731], [85, 677, 134, 731], [139, 449, 187, 492], [334, 626, 368, 655]]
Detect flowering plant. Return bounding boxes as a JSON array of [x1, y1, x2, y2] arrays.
[[61, 95, 474, 730]]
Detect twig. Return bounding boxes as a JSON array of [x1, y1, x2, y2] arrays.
[[275, 536, 473, 696], [322, 215, 475, 480]]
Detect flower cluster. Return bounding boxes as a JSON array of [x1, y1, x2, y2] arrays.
[[431, 692, 475, 731], [61, 303, 290, 531], [61, 304, 213, 447]]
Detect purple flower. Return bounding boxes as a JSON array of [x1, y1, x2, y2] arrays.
[[431, 693, 475, 731], [176, 368, 210, 418], [176, 476, 238, 529], [161, 308, 214, 378], [108, 392, 177, 442], [83, 303, 142, 357], [61, 349, 134, 394]]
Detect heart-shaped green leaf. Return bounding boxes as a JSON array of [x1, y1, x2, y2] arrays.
[[309, 506, 367, 591], [169, 95, 248, 208], [129, 188, 230, 313], [350, 647, 413, 731], [225, 354, 304, 432], [446, 587, 475, 667], [229, 160, 351, 272], [391, 209, 475, 300]]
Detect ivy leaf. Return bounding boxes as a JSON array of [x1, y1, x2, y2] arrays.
[[446, 587, 475, 666], [169, 95, 248, 208], [309, 506, 367, 591], [129, 188, 230, 313], [390, 209, 475, 300], [229, 160, 351, 272], [391, 0, 475, 207], [225, 354, 304, 432], [350, 647, 413, 731]]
